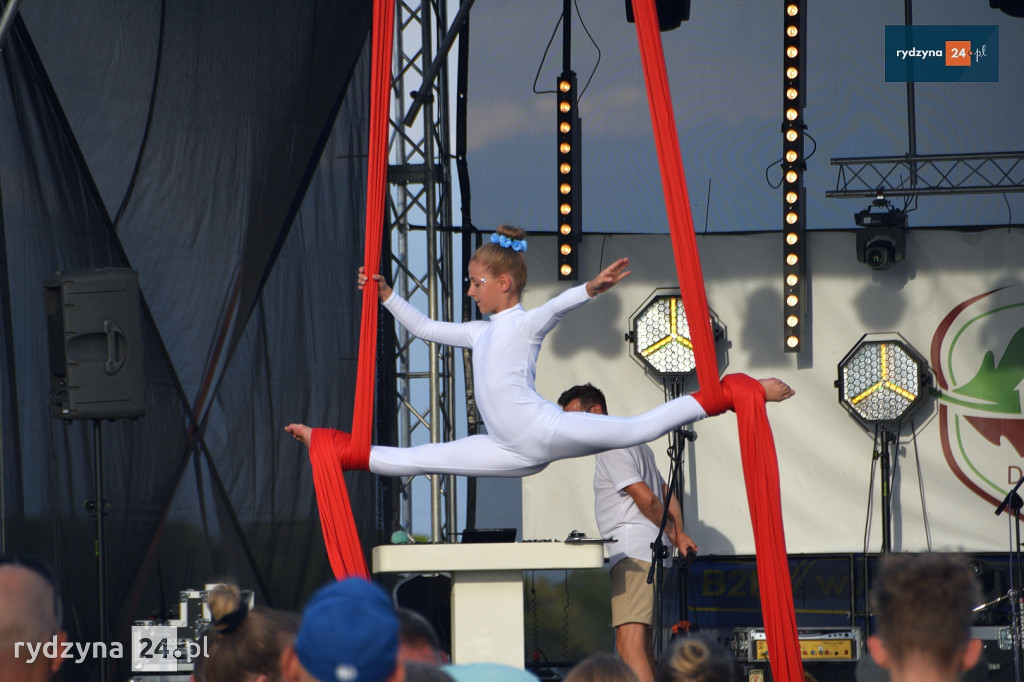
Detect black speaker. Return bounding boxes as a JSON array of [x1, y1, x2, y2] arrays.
[[44, 268, 145, 420]]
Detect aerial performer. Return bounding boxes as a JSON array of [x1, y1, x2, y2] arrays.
[[300, 0, 804, 678], [285, 223, 794, 477]]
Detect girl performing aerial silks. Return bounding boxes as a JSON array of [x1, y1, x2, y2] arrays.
[[285, 223, 794, 477]]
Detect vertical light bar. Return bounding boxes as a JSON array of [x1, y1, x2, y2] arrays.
[[782, 1, 806, 352], [557, 71, 582, 280]]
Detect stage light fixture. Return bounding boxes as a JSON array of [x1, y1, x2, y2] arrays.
[[856, 226, 906, 270], [854, 196, 907, 270], [782, 0, 806, 353], [837, 335, 929, 427], [855, 209, 907, 227], [627, 291, 723, 380], [990, 0, 1024, 18], [557, 70, 582, 280], [836, 334, 931, 553], [625, 0, 691, 31]]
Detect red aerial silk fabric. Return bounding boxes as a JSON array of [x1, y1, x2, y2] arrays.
[[307, 0, 395, 580], [630, 2, 803, 681]]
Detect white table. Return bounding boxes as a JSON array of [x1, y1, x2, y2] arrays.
[[373, 542, 605, 668]]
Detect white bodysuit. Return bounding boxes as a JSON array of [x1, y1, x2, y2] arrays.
[[368, 284, 707, 477]]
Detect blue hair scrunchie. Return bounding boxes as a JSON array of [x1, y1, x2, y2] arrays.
[[490, 233, 528, 252]]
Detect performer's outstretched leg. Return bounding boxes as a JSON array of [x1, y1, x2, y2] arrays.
[[286, 424, 547, 478], [370, 436, 547, 478]]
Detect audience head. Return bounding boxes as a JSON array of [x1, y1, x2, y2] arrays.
[[565, 653, 639, 682], [471, 224, 529, 296], [403, 662, 454, 682], [868, 552, 982, 677], [397, 608, 447, 666], [0, 554, 65, 682], [557, 383, 608, 415], [195, 583, 299, 682], [282, 577, 402, 682], [655, 635, 734, 682], [442, 663, 539, 682]]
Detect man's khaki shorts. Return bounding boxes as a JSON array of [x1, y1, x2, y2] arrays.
[[610, 557, 655, 627]]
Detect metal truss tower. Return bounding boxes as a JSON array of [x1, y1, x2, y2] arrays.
[[387, 0, 459, 543]]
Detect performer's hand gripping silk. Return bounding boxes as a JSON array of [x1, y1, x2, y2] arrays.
[[285, 224, 793, 477]]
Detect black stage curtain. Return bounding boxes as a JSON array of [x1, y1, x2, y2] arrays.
[[0, 2, 379, 679]]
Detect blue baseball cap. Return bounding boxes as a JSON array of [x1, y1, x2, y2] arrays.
[[294, 578, 399, 682]]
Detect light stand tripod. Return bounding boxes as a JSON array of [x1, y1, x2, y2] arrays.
[[648, 377, 697, 659], [874, 425, 897, 553], [994, 474, 1024, 682]]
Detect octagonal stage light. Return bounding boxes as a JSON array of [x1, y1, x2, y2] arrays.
[[836, 334, 930, 427], [627, 290, 723, 381]]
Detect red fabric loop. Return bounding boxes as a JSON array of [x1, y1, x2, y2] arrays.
[[690, 373, 767, 416], [309, 429, 370, 579], [311, 428, 370, 471]]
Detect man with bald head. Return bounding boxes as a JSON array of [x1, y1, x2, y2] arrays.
[[0, 556, 66, 682]]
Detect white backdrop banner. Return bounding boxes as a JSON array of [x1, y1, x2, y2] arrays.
[[519, 229, 1024, 555]]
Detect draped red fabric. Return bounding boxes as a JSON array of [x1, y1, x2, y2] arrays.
[[309, 429, 369, 578], [307, 0, 395, 580], [630, 2, 803, 681]]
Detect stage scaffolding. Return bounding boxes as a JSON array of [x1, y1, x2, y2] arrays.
[[387, 0, 460, 543]]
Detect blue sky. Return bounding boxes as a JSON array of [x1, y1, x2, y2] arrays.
[[463, 1, 1024, 234]]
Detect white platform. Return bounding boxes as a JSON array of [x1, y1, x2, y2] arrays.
[[373, 542, 605, 668]]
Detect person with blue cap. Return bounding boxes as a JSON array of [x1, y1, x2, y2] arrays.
[[281, 577, 404, 682]]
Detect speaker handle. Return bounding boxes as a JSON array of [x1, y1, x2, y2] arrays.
[[103, 320, 127, 375]]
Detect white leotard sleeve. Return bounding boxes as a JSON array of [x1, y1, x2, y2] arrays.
[[522, 284, 593, 339], [382, 293, 483, 348]]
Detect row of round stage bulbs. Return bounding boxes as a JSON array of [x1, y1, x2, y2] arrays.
[[557, 71, 581, 280], [782, 2, 806, 353]]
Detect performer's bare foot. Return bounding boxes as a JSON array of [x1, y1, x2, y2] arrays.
[[285, 423, 312, 447], [759, 378, 795, 402]]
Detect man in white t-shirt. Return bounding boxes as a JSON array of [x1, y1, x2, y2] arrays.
[[557, 384, 698, 682]]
